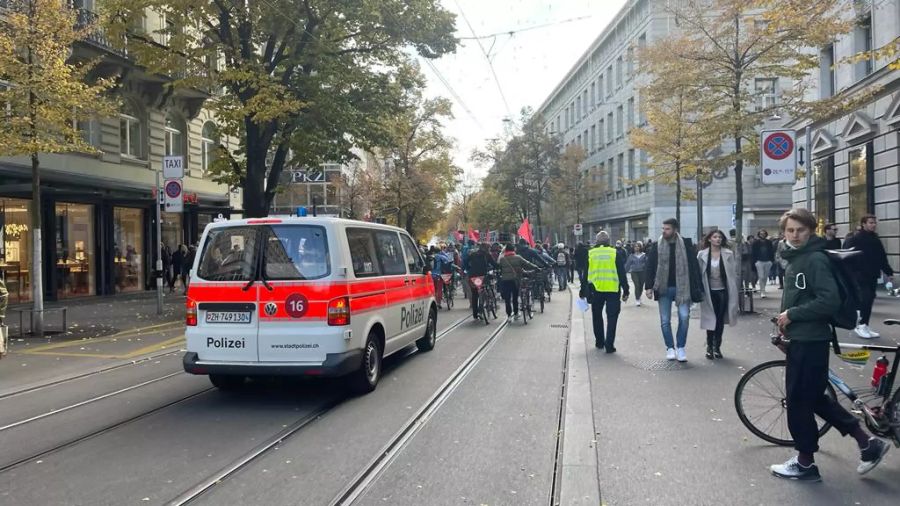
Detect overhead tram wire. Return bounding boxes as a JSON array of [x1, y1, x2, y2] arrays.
[[457, 15, 593, 40], [452, 0, 512, 118], [421, 58, 486, 131]]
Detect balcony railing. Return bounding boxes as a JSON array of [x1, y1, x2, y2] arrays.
[[75, 8, 128, 58]]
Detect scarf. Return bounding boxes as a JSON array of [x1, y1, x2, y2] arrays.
[[654, 233, 691, 304]]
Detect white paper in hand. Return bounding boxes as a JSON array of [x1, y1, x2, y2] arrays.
[[576, 298, 590, 313]]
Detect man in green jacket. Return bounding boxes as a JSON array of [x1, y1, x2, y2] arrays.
[[770, 208, 889, 482]]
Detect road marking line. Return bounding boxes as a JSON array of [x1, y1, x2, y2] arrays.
[[19, 335, 186, 360], [118, 336, 186, 359], [19, 321, 184, 353]]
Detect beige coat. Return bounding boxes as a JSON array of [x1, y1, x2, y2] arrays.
[[697, 248, 739, 330]]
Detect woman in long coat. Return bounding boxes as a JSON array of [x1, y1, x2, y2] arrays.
[[698, 230, 739, 359]]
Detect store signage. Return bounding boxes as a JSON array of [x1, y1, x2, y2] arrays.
[[163, 156, 184, 179], [164, 179, 183, 213], [760, 130, 797, 185], [290, 170, 326, 183]]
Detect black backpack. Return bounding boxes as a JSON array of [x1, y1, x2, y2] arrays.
[[822, 249, 863, 339]]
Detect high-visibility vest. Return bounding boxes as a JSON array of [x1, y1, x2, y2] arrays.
[[587, 246, 619, 292]]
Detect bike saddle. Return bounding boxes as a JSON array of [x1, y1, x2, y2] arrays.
[[884, 319, 900, 326]]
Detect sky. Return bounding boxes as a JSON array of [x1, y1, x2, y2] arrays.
[[419, 0, 629, 183]]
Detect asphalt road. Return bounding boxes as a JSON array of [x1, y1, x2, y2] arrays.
[[0, 293, 572, 506]]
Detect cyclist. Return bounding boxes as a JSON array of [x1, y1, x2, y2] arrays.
[[467, 242, 499, 320], [770, 208, 889, 482], [498, 243, 538, 320], [431, 245, 454, 307]]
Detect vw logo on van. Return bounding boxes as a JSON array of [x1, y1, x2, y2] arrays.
[[264, 302, 278, 316]]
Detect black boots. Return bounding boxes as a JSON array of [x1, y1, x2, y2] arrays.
[[706, 333, 724, 359], [714, 334, 724, 358]]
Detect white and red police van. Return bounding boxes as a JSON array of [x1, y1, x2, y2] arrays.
[[183, 217, 437, 393]]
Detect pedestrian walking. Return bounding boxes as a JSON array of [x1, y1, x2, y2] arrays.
[[822, 223, 842, 250], [697, 230, 738, 360], [582, 232, 629, 352], [183, 245, 197, 292], [574, 242, 589, 285], [553, 243, 570, 291], [843, 214, 895, 339], [169, 244, 186, 293], [752, 229, 776, 297], [740, 235, 757, 290], [567, 246, 576, 283], [770, 208, 889, 482], [775, 236, 787, 290], [497, 243, 538, 320], [644, 218, 702, 362], [624, 242, 648, 306], [466, 242, 499, 320], [161, 242, 173, 290]]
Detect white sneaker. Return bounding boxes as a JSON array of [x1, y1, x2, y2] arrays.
[[864, 325, 881, 338], [635, 300, 641, 307], [760, 292, 767, 299], [856, 324, 873, 339], [666, 348, 676, 360], [676, 347, 687, 362]]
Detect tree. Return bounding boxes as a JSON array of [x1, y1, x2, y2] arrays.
[[549, 144, 605, 233], [379, 91, 459, 238], [468, 186, 517, 235], [104, 0, 457, 217], [0, 0, 116, 335], [644, 0, 852, 241], [630, 44, 717, 225], [335, 158, 377, 220], [479, 108, 560, 238]]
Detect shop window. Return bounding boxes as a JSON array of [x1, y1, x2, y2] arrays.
[[114, 207, 144, 293], [161, 212, 184, 252], [848, 143, 874, 226], [813, 156, 835, 233], [0, 198, 33, 303], [55, 203, 95, 298]]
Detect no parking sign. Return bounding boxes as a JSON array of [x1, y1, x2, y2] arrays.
[[760, 130, 797, 185]]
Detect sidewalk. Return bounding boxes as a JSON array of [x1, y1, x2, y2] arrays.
[[579, 282, 899, 505], [0, 291, 187, 396]]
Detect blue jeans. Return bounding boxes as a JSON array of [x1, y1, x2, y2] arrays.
[[657, 285, 690, 349]]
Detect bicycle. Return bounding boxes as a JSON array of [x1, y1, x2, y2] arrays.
[[519, 274, 534, 325], [440, 273, 455, 310], [734, 318, 900, 448], [470, 274, 498, 325]]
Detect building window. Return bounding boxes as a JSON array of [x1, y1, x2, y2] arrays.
[[590, 125, 596, 153], [616, 105, 624, 137], [628, 149, 635, 181], [119, 102, 143, 159], [598, 119, 605, 147], [639, 150, 648, 177], [590, 82, 596, 106], [113, 207, 144, 293], [820, 44, 835, 98], [164, 113, 187, 158], [627, 98, 634, 130], [606, 65, 613, 96], [608, 157, 614, 189], [0, 197, 33, 303], [754, 78, 777, 111], [813, 156, 835, 233], [201, 121, 220, 175], [607, 112, 614, 143], [855, 14, 874, 78], [626, 46, 634, 80], [73, 115, 99, 147], [576, 96, 581, 121], [583, 90, 589, 116], [598, 74, 604, 103], [616, 57, 623, 88], [55, 202, 96, 298], [848, 143, 874, 226], [617, 153, 624, 189]]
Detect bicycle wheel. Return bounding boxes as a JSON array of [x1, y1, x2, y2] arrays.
[[479, 294, 489, 325], [734, 360, 835, 446], [521, 292, 530, 324], [488, 290, 498, 319], [887, 387, 900, 444]]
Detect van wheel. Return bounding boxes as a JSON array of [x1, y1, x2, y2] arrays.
[[416, 307, 437, 352], [209, 374, 244, 390], [348, 332, 382, 394]]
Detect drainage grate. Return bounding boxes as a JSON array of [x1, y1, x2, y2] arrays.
[[629, 359, 691, 371], [549, 324, 569, 329]]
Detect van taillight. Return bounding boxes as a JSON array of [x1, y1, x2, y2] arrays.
[[328, 297, 350, 326], [186, 300, 198, 326]]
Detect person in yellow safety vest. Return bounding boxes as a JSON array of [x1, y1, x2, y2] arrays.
[[581, 231, 629, 353]]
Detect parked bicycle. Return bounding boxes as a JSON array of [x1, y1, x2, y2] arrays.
[[734, 318, 900, 448]]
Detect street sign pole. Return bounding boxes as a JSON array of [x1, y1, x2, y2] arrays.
[[155, 170, 163, 315]]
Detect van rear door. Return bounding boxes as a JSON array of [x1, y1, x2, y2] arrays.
[[187, 226, 261, 362], [256, 224, 336, 364]]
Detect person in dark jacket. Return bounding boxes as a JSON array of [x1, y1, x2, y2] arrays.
[[843, 214, 895, 338], [770, 208, 889, 482], [643, 218, 700, 362], [751, 229, 776, 298], [821, 223, 842, 250], [467, 242, 500, 319], [517, 239, 551, 269], [574, 242, 589, 285]]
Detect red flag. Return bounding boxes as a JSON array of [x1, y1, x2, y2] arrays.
[[468, 227, 480, 242], [454, 230, 464, 243], [517, 219, 534, 247]]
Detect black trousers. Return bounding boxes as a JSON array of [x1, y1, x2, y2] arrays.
[[786, 340, 859, 454], [470, 285, 480, 317], [706, 289, 727, 347], [499, 280, 519, 316], [590, 288, 621, 349], [857, 277, 877, 325]]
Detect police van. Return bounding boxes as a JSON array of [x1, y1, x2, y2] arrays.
[[183, 217, 437, 393]]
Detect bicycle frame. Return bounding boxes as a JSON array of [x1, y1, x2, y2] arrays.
[[827, 341, 900, 436]]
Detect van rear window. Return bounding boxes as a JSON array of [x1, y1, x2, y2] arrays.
[[264, 225, 329, 280], [197, 227, 258, 281]]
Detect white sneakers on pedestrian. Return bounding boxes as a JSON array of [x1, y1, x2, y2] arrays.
[[666, 348, 676, 360], [855, 324, 880, 339], [635, 300, 642, 307], [676, 347, 687, 362], [760, 292, 767, 299]]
